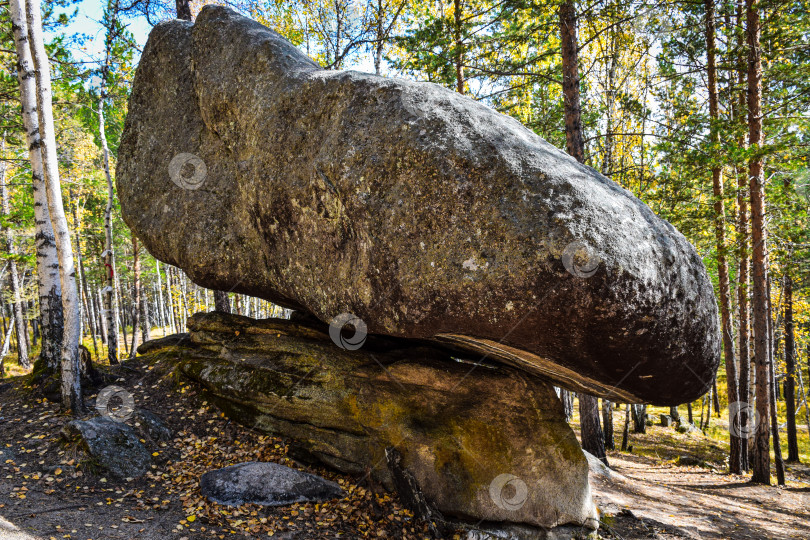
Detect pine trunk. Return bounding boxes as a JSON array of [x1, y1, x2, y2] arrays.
[[560, 0, 584, 163], [176, 0, 191, 21], [705, 0, 743, 467], [747, 0, 770, 485], [784, 276, 799, 462], [621, 404, 631, 451], [214, 290, 231, 313], [453, 0, 464, 94], [735, 0, 751, 472], [602, 399, 615, 450], [579, 394, 608, 465], [767, 278, 785, 485]]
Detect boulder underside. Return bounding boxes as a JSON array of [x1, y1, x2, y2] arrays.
[[140, 312, 598, 531]]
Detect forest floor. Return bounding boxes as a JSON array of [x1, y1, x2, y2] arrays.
[[0, 348, 808, 539]]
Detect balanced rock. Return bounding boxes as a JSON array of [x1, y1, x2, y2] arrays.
[[117, 5, 719, 404], [140, 312, 598, 530]]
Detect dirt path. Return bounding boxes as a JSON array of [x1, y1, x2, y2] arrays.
[[592, 453, 810, 539]]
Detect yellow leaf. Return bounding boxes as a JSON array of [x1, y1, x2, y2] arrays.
[[187, 515, 196, 522]]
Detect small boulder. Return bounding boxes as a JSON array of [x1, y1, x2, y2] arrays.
[[676, 422, 700, 434], [200, 462, 345, 507], [61, 416, 151, 479], [659, 414, 673, 427], [676, 455, 703, 467], [133, 409, 173, 442]]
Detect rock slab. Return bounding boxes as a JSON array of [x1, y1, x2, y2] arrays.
[[61, 416, 151, 479], [200, 462, 345, 507], [141, 312, 598, 530], [117, 5, 720, 405]]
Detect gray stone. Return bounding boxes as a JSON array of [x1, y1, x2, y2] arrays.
[[199, 461, 345, 507], [659, 414, 673, 427], [117, 5, 720, 406], [676, 455, 703, 467], [61, 416, 151, 479], [132, 409, 172, 442], [676, 422, 700, 434]]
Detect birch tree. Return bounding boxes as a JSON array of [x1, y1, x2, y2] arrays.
[[8, 0, 63, 372], [0, 137, 29, 369], [21, 0, 82, 412]]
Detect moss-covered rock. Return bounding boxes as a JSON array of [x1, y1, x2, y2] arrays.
[[150, 312, 597, 530]]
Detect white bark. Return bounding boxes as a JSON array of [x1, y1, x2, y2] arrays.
[[155, 260, 167, 335], [0, 137, 29, 368], [0, 314, 15, 376], [8, 0, 62, 371], [99, 98, 119, 365], [25, 0, 82, 412]]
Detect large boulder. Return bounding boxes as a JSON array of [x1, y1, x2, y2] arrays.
[[141, 312, 598, 531], [117, 5, 719, 404]]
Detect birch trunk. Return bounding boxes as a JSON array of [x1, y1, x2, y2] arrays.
[[166, 266, 178, 333], [9, 0, 62, 371], [0, 314, 15, 377], [99, 97, 119, 365], [129, 236, 141, 358], [24, 0, 82, 413], [155, 260, 168, 335], [0, 137, 29, 369]]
